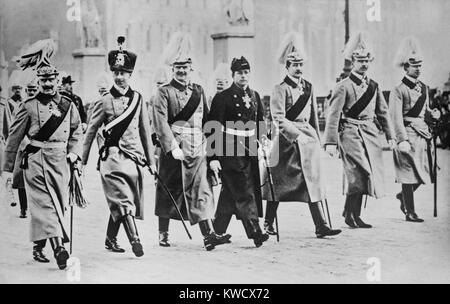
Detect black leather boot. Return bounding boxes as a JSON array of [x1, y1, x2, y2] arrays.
[[158, 217, 170, 247], [402, 184, 424, 222], [406, 212, 424, 222], [199, 220, 232, 251], [33, 240, 50, 263], [105, 215, 125, 253], [49, 237, 69, 270], [159, 232, 170, 247], [353, 194, 372, 228], [264, 201, 279, 236], [122, 215, 144, 257], [343, 195, 357, 228], [242, 219, 269, 248], [309, 202, 342, 238]]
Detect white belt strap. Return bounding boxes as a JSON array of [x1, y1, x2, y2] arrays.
[[222, 126, 256, 137]]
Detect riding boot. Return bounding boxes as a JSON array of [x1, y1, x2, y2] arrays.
[[105, 215, 125, 253], [352, 194, 372, 228], [264, 201, 279, 235], [309, 202, 342, 238], [158, 217, 170, 247], [33, 240, 50, 263], [49, 237, 69, 270], [122, 215, 144, 257], [402, 184, 424, 222], [242, 218, 269, 248], [344, 195, 357, 228], [199, 220, 232, 251]]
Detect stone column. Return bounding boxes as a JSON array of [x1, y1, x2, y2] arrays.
[[211, 31, 255, 70], [72, 48, 106, 103]]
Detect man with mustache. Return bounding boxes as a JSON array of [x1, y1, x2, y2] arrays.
[[324, 32, 396, 229], [1, 62, 83, 269], [207, 56, 269, 247], [390, 37, 441, 222], [262, 33, 342, 239], [153, 32, 230, 251], [83, 37, 156, 257]]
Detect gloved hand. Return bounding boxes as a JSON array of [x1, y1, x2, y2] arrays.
[[67, 152, 79, 164], [325, 145, 338, 157], [296, 133, 309, 145], [210, 160, 222, 176], [388, 139, 397, 151], [148, 164, 157, 175], [171, 147, 185, 161], [431, 108, 441, 120], [398, 141, 411, 153]]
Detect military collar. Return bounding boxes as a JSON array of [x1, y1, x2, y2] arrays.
[[230, 82, 251, 97], [284, 74, 303, 89], [110, 85, 133, 99], [402, 75, 420, 89], [170, 78, 192, 92], [36, 91, 59, 105], [350, 71, 368, 86]]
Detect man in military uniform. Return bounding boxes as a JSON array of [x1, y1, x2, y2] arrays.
[[153, 32, 230, 251], [1, 60, 83, 269], [7, 82, 23, 115], [262, 35, 342, 238], [83, 37, 156, 257], [207, 56, 269, 247], [60, 75, 87, 132], [390, 36, 441, 222], [0, 85, 8, 177], [324, 33, 396, 229], [10, 79, 39, 219]]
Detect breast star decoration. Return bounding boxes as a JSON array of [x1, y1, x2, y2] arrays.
[[49, 103, 61, 117], [243, 93, 252, 109]]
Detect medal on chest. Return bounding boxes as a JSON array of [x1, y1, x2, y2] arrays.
[[411, 83, 422, 99], [243, 93, 252, 109], [120, 96, 129, 109], [48, 103, 61, 117]]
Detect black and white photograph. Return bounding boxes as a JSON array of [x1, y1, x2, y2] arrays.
[[0, 0, 449, 288]]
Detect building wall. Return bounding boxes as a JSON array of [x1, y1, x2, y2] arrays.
[[1, 0, 449, 101]]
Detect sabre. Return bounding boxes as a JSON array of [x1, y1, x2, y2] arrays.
[[254, 138, 280, 242], [433, 136, 438, 217], [147, 165, 192, 240]]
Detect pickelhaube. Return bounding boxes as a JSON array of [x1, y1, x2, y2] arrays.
[[394, 36, 423, 68]]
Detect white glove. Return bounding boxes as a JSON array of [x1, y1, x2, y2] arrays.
[[431, 108, 441, 120], [210, 160, 222, 175], [325, 145, 338, 157], [171, 147, 185, 161], [398, 141, 411, 153], [296, 133, 309, 145], [67, 152, 79, 164], [148, 164, 157, 175], [388, 139, 397, 151]]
